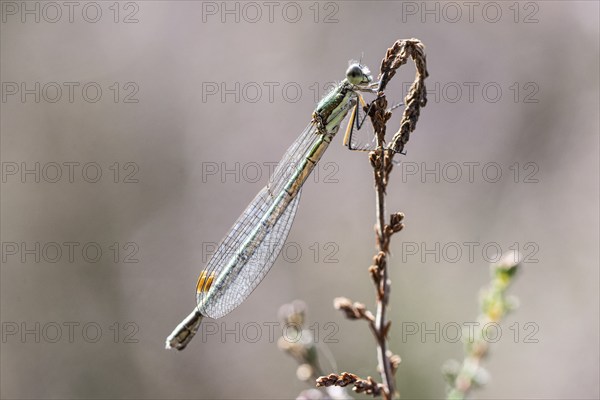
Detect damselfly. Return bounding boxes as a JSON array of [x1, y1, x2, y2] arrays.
[[166, 62, 382, 350]]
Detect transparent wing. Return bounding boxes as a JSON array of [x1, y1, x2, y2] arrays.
[[268, 121, 321, 195], [196, 122, 322, 319], [198, 188, 301, 319], [343, 97, 377, 152], [343, 98, 406, 152]]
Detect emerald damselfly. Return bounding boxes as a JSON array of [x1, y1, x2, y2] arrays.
[[166, 63, 379, 350]]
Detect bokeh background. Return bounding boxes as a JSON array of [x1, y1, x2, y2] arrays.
[[1, 1, 598, 399]]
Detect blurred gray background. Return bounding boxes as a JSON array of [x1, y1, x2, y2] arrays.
[[1, 1, 598, 399]]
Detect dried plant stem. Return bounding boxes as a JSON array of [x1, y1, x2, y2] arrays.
[[375, 264, 394, 399], [373, 132, 394, 399], [322, 39, 428, 400], [368, 38, 428, 399]]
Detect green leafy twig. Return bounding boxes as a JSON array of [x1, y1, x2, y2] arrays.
[[443, 252, 521, 400]]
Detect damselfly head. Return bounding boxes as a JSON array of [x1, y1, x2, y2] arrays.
[[346, 63, 372, 86]]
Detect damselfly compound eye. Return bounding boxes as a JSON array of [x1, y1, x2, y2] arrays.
[[346, 63, 372, 85]]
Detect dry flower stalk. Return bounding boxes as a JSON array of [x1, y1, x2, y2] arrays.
[[316, 372, 384, 397], [318, 38, 428, 400]]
